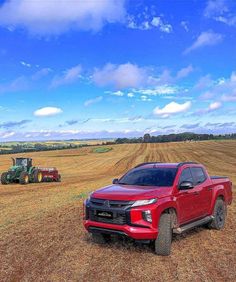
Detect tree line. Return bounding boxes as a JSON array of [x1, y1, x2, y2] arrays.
[[115, 132, 236, 144], [0, 143, 82, 155]]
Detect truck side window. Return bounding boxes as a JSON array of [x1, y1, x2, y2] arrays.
[[179, 168, 194, 184], [191, 167, 207, 185]]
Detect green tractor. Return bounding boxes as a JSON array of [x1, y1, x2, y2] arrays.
[[1, 158, 43, 185]]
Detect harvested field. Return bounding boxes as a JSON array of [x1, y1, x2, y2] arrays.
[[0, 141, 236, 281]]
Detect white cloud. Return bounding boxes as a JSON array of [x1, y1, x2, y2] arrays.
[[176, 65, 194, 79], [0, 76, 29, 93], [153, 101, 191, 117], [204, 0, 228, 17], [194, 75, 214, 91], [151, 17, 172, 33], [0, 131, 15, 139], [0, 0, 126, 35], [199, 71, 236, 102], [140, 95, 152, 102], [110, 90, 124, 96], [20, 61, 31, 68], [32, 68, 52, 80], [204, 0, 236, 27], [127, 92, 134, 98], [51, 65, 82, 88], [84, 96, 103, 107], [136, 85, 178, 96], [93, 63, 147, 89], [209, 101, 222, 110], [180, 21, 189, 32], [34, 107, 63, 117], [148, 65, 194, 86], [127, 14, 172, 33], [184, 31, 223, 54], [194, 101, 223, 115]]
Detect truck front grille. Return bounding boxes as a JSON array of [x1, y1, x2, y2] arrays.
[[86, 198, 134, 225], [89, 209, 126, 225]]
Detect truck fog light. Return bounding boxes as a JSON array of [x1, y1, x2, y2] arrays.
[[143, 210, 152, 223]]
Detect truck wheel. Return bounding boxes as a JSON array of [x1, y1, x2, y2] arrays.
[[33, 169, 42, 183], [19, 172, 29, 185], [91, 233, 111, 244], [1, 172, 9, 185], [155, 213, 172, 256], [209, 199, 226, 230]]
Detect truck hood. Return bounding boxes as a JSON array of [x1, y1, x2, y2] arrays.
[[91, 184, 173, 201]]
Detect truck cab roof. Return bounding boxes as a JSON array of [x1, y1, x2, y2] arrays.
[[134, 162, 199, 169]]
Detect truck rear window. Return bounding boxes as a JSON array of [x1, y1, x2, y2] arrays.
[[118, 168, 177, 187]]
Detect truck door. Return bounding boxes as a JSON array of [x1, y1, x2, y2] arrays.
[[176, 168, 201, 224], [190, 167, 213, 217]]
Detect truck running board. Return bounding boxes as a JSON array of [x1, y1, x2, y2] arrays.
[[173, 216, 214, 234]]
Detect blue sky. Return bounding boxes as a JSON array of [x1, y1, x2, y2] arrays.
[[0, 0, 235, 141]]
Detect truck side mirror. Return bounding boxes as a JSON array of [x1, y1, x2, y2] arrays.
[[179, 181, 194, 190], [112, 178, 119, 184]]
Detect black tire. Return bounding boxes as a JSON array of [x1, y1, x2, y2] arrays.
[[19, 171, 29, 185], [155, 213, 172, 256], [1, 172, 9, 185], [91, 233, 111, 244], [33, 169, 42, 183], [208, 198, 226, 230]]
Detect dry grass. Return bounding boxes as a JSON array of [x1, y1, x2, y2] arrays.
[[0, 141, 235, 282]]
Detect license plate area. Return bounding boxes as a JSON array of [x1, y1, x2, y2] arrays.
[[96, 210, 113, 219]]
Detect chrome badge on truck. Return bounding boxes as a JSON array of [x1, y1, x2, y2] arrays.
[[96, 211, 113, 218]]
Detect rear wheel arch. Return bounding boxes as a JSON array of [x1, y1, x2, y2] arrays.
[[217, 194, 225, 201]]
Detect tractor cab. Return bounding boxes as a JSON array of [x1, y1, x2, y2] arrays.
[[13, 158, 32, 170]]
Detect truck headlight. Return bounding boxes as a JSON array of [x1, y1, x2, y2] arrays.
[[131, 198, 157, 207], [87, 191, 94, 202]]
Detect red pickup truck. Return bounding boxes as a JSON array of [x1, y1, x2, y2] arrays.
[[83, 162, 232, 256]]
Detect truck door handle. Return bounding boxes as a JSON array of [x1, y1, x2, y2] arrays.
[[207, 187, 213, 191], [192, 191, 199, 195]]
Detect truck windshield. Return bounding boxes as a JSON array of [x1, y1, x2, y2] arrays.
[[118, 168, 177, 187]]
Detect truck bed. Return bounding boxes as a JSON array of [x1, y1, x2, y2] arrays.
[[210, 176, 228, 179], [210, 176, 232, 205]]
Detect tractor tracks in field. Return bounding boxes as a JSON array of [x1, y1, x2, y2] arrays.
[[110, 143, 148, 175]]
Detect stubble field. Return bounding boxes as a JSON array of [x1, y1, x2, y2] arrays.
[[0, 141, 235, 282]]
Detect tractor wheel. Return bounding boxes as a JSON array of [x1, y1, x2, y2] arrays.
[[1, 172, 9, 185], [19, 172, 29, 185], [33, 169, 43, 183], [57, 174, 61, 182]]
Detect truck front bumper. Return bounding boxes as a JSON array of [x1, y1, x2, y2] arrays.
[[84, 219, 158, 240]]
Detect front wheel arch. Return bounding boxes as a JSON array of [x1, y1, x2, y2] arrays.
[[158, 207, 178, 229]]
